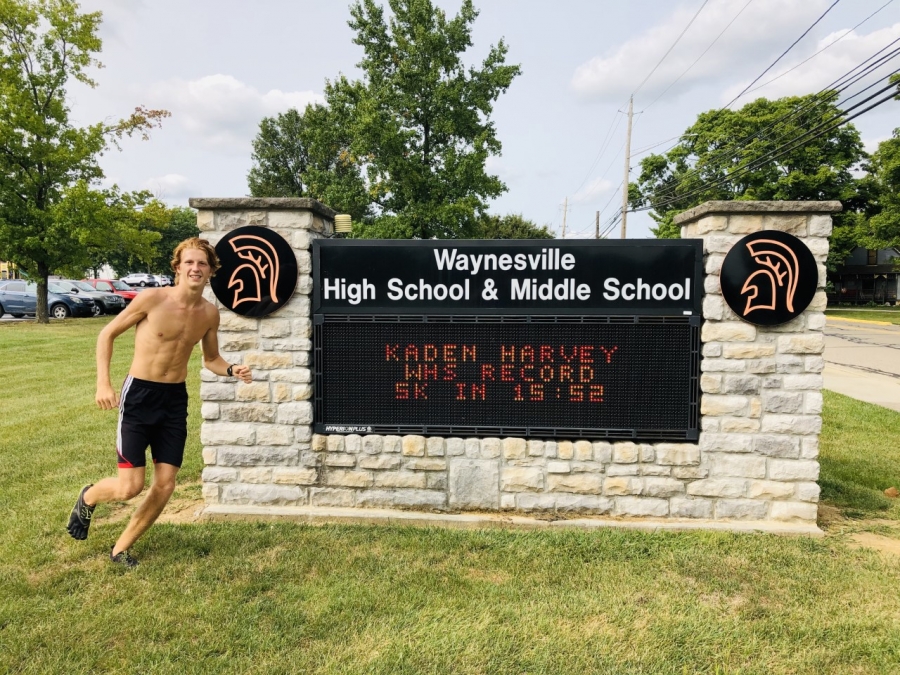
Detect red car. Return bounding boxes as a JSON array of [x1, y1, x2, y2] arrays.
[[82, 278, 141, 305]]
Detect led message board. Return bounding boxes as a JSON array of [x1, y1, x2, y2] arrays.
[[312, 240, 703, 440]]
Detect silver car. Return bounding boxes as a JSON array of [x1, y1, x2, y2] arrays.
[[120, 273, 159, 287]]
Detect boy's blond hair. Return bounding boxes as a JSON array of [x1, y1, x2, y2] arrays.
[[170, 238, 220, 284]]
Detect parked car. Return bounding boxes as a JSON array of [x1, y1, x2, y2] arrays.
[[153, 274, 174, 287], [82, 278, 140, 304], [49, 280, 126, 315], [0, 280, 95, 318], [121, 273, 159, 287]]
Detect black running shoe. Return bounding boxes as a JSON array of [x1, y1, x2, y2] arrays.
[[110, 548, 139, 568], [66, 485, 95, 540]]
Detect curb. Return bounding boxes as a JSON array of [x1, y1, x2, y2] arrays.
[[200, 504, 824, 537], [826, 315, 893, 326]]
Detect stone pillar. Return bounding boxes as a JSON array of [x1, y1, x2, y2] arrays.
[[673, 200, 840, 525], [188, 198, 335, 507]]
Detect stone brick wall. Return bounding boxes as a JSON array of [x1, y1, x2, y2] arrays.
[[673, 201, 837, 524], [194, 198, 837, 530]]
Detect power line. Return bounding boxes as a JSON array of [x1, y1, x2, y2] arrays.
[[633, 0, 712, 97], [636, 83, 900, 214], [571, 110, 622, 198], [742, 0, 896, 97], [722, 0, 842, 110], [633, 36, 900, 205], [640, 62, 900, 209], [630, 0, 890, 179], [644, 0, 756, 110]]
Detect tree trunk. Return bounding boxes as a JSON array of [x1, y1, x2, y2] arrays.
[[36, 262, 49, 324]]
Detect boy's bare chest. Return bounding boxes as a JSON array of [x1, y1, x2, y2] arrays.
[[142, 307, 209, 347]]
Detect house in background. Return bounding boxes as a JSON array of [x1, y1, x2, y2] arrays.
[[828, 247, 900, 305], [0, 261, 21, 280]]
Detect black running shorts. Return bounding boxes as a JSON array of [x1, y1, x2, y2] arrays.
[[117, 376, 189, 469]]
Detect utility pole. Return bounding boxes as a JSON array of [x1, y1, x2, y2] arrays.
[[620, 95, 633, 239], [595, 210, 600, 239], [561, 196, 568, 239]]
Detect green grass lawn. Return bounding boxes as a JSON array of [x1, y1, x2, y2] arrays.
[[826, 306, 900, 325], [1, 319, 900, 674]]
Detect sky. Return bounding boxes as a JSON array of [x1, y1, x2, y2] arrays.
[[71, 0, 900, 240]]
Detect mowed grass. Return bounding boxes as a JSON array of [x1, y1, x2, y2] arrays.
[[826, 306, 900, 325], [820, 390, 900, 519], [2, 321, 900, 674]]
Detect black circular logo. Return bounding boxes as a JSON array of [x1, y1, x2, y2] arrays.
[[211, 226, 298, 317], [720, 230, 818, 326]]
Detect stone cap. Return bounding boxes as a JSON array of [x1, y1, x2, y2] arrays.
[[673, 200, 842, 225], [188, 197, 337, 219]]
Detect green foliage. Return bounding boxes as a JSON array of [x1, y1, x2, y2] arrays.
[[49, 184, 162, 278], [856, 78, 900, 253], [100, 204, 200, 276], [248, 107, 372, 223], [0, 0, 167, 321], [631, 94, 869, 260], [477, 213, 554, 239], [252, 0, 521, 240]]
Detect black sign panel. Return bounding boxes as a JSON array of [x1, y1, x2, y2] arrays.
[[313, 239, 703, 316], [211, 226, 298, 317], [314, 317, 700, 441], [720, 230, 818, 326]]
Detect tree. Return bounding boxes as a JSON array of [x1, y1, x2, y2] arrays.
[[857, 76, 900, 255], [52, 184, 165, 278], [477, 213, 554, 239], [101, 203, 199, 277], [0, 0, 168, 322], [630, 93, 868, 269], [248, 106, 372, 223], [860, 130, 900, 253], [323, 0, 519, 239]]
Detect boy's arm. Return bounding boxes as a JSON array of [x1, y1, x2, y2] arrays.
[[95, 292, 153, 410], [201, 306, 252, 383]]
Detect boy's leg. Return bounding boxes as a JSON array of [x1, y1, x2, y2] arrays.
[[85, 468, 146, 504], [66, 467, 145, 540], [111, 462, 179, 556]]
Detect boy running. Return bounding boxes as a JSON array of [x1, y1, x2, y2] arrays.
[[67, 238, 251, 566]]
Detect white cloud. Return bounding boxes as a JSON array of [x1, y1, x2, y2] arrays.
[[148, 74, 324, 152], [722, 22, 900, 106], [571, 0, 828, 104]]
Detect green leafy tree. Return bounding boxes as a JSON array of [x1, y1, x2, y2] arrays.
[[631, 93, 868, 269], [101, 203, 199, 277], [477, 213, 554, 239], [860, 130, 900, 253], [248, 106, 371, 222], [326, 0, 520, 239], [51, 184, 163, 278], [0, 0, 168, 322], [857, 76, 900, 256]]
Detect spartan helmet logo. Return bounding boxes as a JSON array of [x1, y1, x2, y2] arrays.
[[739, 239, 801, 316], [227, 234, 281, 308]]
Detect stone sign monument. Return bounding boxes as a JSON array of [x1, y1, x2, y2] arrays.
[[190, 197, 837, 535]]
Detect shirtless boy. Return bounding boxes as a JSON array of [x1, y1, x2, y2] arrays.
[[67, 237, 252, 566]]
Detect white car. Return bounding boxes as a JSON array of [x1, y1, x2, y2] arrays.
[[153, 274, 174, 287], [120, 273, 159, 287]]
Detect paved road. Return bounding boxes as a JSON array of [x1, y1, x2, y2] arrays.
[[824, 318, 900, 412]]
